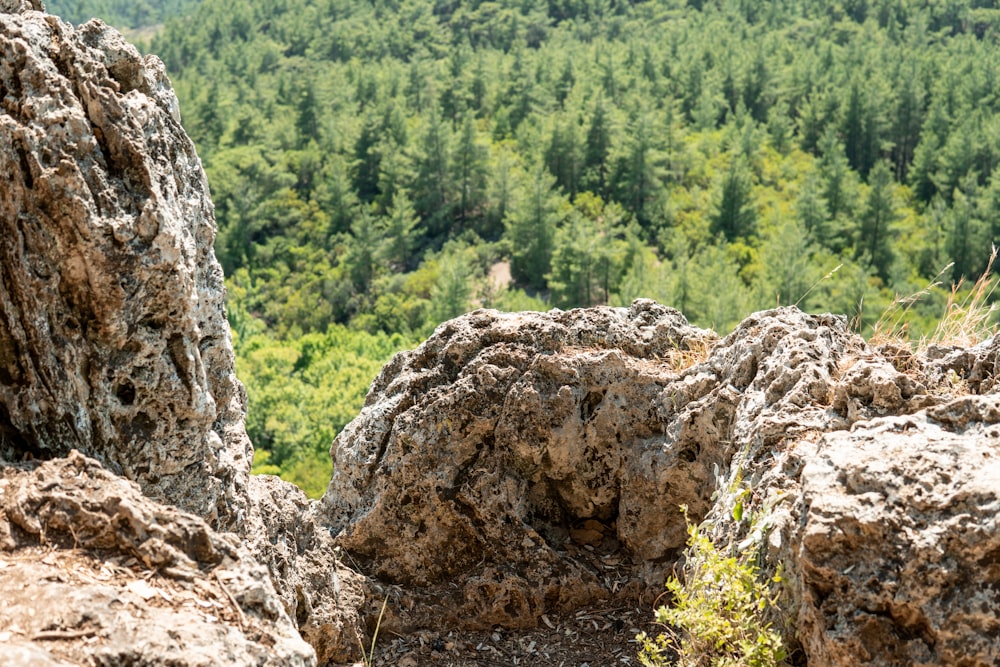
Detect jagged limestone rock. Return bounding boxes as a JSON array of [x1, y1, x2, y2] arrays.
[[0, 6, 364, 662], [0, 452, 315, 666], [0, 5, 249, 527], [324, 302, 1000, 666], [792, 406, 1000, 666]]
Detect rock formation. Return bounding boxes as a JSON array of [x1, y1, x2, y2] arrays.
[[0, 451, 313, 666], [323, 303, 1000, 665], [322, 301, 717, 629], [0, 1, 249, 528], [2, 3, 1000, 666]]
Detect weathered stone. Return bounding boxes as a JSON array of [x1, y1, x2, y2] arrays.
[[321, 304, 873, 631], [0, 8, 251, 528], [322, 301, 1000, 666], [322, 302, 714, 628], [0, 452, 315, 666], [245, 474, 367, 666], [790, 407, 1000, 666]]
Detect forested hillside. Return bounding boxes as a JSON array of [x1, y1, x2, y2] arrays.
[[46, 0, 199, 28], [152, 0, 1000, 493]]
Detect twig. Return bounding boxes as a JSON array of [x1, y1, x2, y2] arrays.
[[32, 628, 98, 641], [214, 570, 248, 631]]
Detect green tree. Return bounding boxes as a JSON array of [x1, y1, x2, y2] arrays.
[[711, 156, 757, 241], [505, 164, 565, 289], [452, 111, 489, 230], [352, 114, 384, 204], [612, 109, 666, 226], [545, 113, 584, 198], [547, 196, 628, 308], [946, 173, 988, 280], [857, 160, 898, 283], [429, 245, 478, 324], [379, 191, 421, 272], [753, 217, 822, 308], [816, 127, 858, 244], [413, 109, 453, 238], [582, 96, 613, 197]]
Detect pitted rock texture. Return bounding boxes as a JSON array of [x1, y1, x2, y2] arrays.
[[323, 301, 1000, 666], [246, 474, 367, 666], [321, 303, 863, 631], [793, 407, 1000, 666], [0, 452, 315, 666], [0, 7, 250, 527]]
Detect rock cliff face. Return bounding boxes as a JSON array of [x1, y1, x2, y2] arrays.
[[2, 4, 1000, 667], [0, 2, 249, 528]]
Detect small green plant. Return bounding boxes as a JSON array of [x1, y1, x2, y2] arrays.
[[638, 506, 786, 667]]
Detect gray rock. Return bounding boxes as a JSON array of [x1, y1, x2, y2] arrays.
[[0, 5, 248, 528], [792, 407, 1000, 666]]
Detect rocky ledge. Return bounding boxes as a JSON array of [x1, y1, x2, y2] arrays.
[[1, 4, 999, 666]]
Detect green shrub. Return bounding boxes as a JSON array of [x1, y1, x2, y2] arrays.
[[638, 505, 787, 667]]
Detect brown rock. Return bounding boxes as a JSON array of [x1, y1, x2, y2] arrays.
[[322, 304, 864, 631], [0, 452, 315, 666]]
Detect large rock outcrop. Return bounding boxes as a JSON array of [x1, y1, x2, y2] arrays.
[[323, 302, 718, 629], [0, 4, 352, 663], [324, 303, 1000, 665], [320, 304, 856, 630], [0, 2, 249, 528]]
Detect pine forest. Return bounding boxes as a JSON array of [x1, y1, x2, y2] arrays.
[[55, 0, 1000, 494]]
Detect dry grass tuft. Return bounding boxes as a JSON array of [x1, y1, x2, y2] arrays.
[[930, 245, 1000, 348], [660, 335, 716, 373], [870, 246, 999, 352], [869, 266, 950, 348]]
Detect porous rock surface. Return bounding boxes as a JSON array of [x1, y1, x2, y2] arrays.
[[322, 304, 855, 630], [326, 303, 1000, 665], [0, 4, 348, 664], [0, 451, 314, 666], [0, 1, 248, 527]]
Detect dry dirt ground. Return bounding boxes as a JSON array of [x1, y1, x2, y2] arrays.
[[364, 541, 665, 667], [371, 600, 657, 667], [0, 543, 664, 667]]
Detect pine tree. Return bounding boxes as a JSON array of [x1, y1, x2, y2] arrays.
[[946, 173, 987, 280], [352, 114, 383, 204], [711, 156, 757, 241], [505, 164, 565, 289], [857, 160, 897, 282], [582, 96, 612, 197], [379, 191, 420, 272], [452, 111, 488, 230]]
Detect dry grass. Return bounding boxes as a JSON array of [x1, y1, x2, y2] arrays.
[[930, 246, 1000, 348], [661, 335, 716, 373], [869, 246, 999, 351]]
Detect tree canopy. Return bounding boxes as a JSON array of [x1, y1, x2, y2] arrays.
[[139, 0, 1000, 491]]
